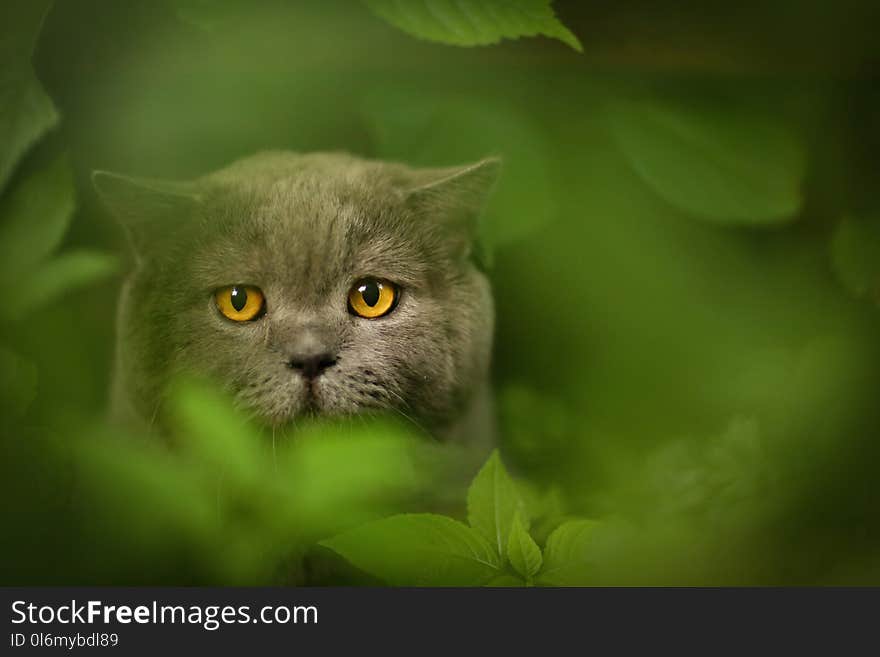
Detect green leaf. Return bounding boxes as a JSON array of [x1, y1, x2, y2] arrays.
[[537, 519, 599, 586], [0, 154, 74, 282], [830, 215, 880, 304], [362, 0, 582, 52], [607, 97, 805, 225], [321, 514, 501, 586], [167, 379, 265, 486], [0, 0, 59, 192], [9, 250, 118, 320], [507, 512, 542, 581], [466, 450, 529, 559]]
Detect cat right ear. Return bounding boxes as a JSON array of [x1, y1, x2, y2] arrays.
[[92, 170, 201, 255]]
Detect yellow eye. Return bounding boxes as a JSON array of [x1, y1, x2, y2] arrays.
[[348, 279, 398, 318], [214, 285, 265, 322]]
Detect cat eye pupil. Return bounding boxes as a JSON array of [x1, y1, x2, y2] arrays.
[[230, 286, 247, 312], [360, 281, 381, 307]]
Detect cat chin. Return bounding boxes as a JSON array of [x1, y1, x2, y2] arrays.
[[238, 381, 374, 427]]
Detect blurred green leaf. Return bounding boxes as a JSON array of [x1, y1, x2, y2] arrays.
[[282, 420, 423, 535], [321, 514, 501, 585], [10, 250, 118, 320], [0, 347, 38, 414], [507, 512, 542, 581], [607, 96, 805, 225], [467, 449, 529, 559], [830, 215, 880, 304], [75, 426, 219, 551], [168, 379, 266, 486], [537, 519, 599, 586], [362, 0, 582, 51], [0, 154, 73, 282], [0, 0, 58, 192]]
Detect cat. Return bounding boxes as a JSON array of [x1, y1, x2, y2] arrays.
[[93, 151, 499, 450]]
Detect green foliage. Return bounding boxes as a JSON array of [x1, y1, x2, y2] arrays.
[[0, 0, 58, 192], [321, 514, 501, 586], [830, 215, 880, 304], [0, 155, 74, 280], [607, 96, 806, 225], [537, 520, 599, 586], [467, 450, 529, 558], [362, 0, 582, 52], [3, 0, 880, 587], [508, 512, 542, 582], [324, 450, 597, 586], [0, 154, 117, 322], [75, 379, 426, 583]]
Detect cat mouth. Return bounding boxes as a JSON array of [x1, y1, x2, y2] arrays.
[[299, 380, 324, 416]]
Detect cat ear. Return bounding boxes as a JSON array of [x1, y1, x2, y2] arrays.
[[403, 157, 501, 256], [92, 170, 201, 255]]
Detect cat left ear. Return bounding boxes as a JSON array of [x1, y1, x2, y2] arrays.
[[404, 157, 501, 255], [92, 170, 201, 256]]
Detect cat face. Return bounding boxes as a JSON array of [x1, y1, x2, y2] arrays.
[[95, 152, 498, 432]]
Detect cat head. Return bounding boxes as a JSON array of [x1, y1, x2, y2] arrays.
[[94, 151, 499, 432]]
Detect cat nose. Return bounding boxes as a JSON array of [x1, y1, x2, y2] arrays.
[[287, 352, 338, 379]]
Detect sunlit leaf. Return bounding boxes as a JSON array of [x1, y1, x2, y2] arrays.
[[467, 450, 529, 559], [607, 96, 805, 225], [362, 0, 582, 51], [321, 514, 501, 585], [507, 512, 542, 580]]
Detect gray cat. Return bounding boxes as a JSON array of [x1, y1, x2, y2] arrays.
[[93, 151, 499, 449]]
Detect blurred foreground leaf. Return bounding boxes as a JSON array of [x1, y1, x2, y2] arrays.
[[321, 514, 501, 586], [0, 0, 58, 192], [75, 379, 426, 583], [362, 0, 582, 52], [607, 96, 805, 225], [830, 215, 880, 304]]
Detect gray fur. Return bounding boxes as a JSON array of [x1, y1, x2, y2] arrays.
[[94, 151, 499, 444]]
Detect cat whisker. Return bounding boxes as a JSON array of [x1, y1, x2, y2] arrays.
[[384, 388, 429, 436]]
